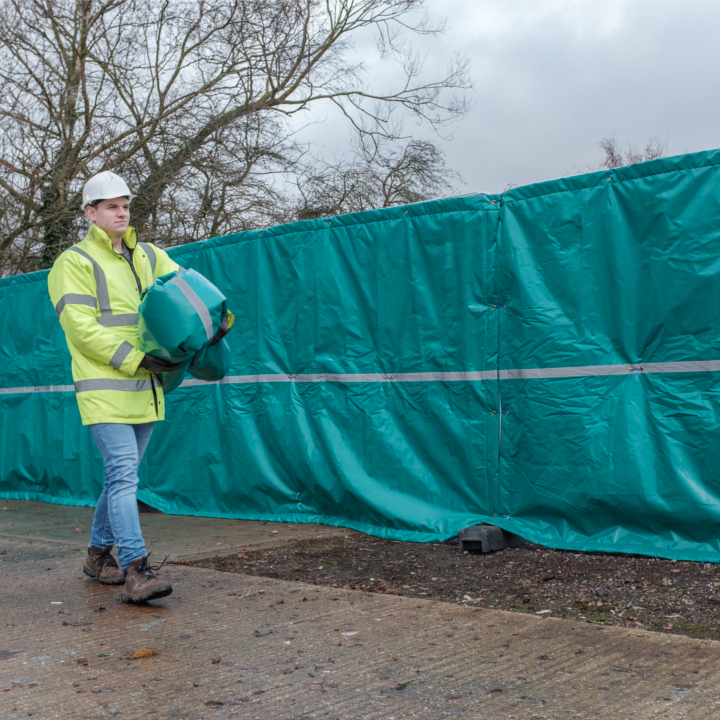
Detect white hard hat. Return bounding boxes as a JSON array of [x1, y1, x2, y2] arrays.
[[82, 171, 136, 210]]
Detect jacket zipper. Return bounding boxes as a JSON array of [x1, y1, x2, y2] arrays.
[[121, 250, 142, 294], [119, 246, 159, 418]]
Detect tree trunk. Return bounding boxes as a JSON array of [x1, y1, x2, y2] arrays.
[[40, 184, 76, 269]]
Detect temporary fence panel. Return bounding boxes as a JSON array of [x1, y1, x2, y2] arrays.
[[144, 196, 501, 541], [497, 155, 720, 558], [2, 149, 720, 559]]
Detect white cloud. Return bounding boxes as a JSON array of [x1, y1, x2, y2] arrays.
[[292, 0, 720, 194]]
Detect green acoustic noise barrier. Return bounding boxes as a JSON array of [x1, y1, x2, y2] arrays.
[[3, 149, 720, 561]]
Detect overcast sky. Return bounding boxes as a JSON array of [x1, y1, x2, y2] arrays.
[[295, 0, 720, 196]]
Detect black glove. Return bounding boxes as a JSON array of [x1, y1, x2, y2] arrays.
[[139, 354, 176, 373], [210, 315, 230, 346]]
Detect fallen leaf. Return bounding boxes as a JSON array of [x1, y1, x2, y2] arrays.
[[132, 649, 157, 659], [211, 658, 221, 664], [237, 552, 246, 558], [204, 700, 223, 706], [257, 591, 265, 595], [77, 658, 88, 666], [489, 687, 503, 693]]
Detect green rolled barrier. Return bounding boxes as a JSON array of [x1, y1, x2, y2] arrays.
[[138, 268, 231, 392]]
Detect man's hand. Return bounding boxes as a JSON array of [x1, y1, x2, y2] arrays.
[[139, 354, 176, 373]]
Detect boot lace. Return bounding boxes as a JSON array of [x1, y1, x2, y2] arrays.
[[96, 548, 120, 571], [134, 553, 169, 584]]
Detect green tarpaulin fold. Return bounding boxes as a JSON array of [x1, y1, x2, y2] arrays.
[[3, 149, 720, 560]]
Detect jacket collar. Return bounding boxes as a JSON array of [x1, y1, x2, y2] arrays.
[[85, 224, 138, 252]]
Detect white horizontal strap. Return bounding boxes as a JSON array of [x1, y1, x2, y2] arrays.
[[294, 373, 384, 383], [5, 360, 720, 395], [388, 371, 497, 382], [502, 365, 630, 379], [501, 360, 720, 380], [180, 374, 292, 387], [0, 385, 74, 395], [642, 360, 720, 374], [179, 370, 497, 387]]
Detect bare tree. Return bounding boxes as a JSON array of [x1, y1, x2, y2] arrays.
[[286, 132, 460, 221], [0, 0, 471, 275], [597, 136, 669, 169]]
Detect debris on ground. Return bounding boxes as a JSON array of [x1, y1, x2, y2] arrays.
[[191, 531, 720, 641], [131, 648, 158, 659]]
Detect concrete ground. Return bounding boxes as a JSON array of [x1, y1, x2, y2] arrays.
[[0, 499, 348, 560], [2, 500, 720, 719]]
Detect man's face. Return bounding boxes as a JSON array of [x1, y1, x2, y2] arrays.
[[85, 197, 130, 239]]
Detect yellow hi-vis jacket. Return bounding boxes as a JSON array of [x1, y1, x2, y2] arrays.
[[48, 224, 179, 426]]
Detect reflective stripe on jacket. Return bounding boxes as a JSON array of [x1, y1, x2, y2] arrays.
[[48, 224, 179, 425]]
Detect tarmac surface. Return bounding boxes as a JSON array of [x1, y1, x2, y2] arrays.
[[2, 500, 720, 719]]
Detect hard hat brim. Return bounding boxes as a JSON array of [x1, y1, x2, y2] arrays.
[[81, 194, 136, 211]]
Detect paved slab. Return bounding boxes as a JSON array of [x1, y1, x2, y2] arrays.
[[0, 499, 347, 560], [3, 533, 720, 718]]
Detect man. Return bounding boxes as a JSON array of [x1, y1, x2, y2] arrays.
[[48, 170, 186, 603]]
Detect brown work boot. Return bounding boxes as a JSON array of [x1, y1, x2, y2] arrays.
[[83, 546, 125, 585], [121, 555, 173, 603]]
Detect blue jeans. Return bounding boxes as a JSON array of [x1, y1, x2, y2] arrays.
[[88, 422, 154, 569]]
